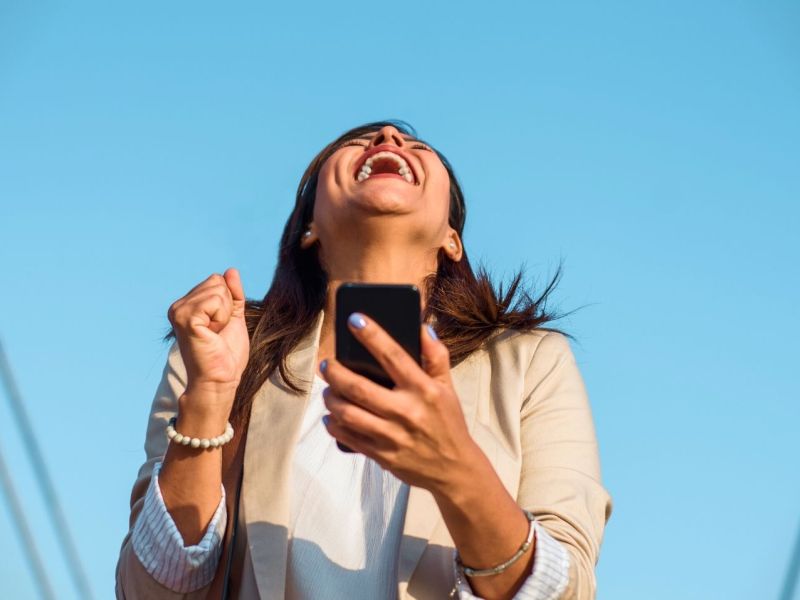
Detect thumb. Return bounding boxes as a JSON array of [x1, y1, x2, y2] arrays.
[[223, 267, 246, 314], [420, 324, 451, 382]]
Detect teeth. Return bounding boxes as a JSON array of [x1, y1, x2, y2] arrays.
[[357, 151, 415, 184], [364, 151, 408, 169]]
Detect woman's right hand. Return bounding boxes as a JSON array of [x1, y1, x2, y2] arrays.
[[167, 268, 250, 403], [159, 268, 248, 544]]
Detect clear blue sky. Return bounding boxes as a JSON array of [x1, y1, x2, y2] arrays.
[[1, 1, 798, 598]]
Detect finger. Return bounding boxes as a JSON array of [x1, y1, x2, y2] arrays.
[[420, 323, 451, 382], [346, 312, 427, 389], [184, 289, 233, 334], [186, 272, 227, 298], [322, 386, 395, 440], [223, 268, 246, 302], [322, 412, 377, 457], [169, 274, 227, 324], [321, 358, 405, 420]]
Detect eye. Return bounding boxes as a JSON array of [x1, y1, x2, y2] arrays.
[[337, 141, 367, 150], [412, 144, 431, 151]]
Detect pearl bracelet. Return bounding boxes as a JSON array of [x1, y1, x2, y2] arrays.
[[455, 509, 536, 577], [166, 416, 234, 449]]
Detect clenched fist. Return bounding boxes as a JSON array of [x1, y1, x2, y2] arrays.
[[167, 268, 250, 395]]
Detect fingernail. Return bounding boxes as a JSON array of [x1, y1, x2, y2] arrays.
[[322, 414, 330, 426], [426, 324, 438, 341], [320, 359, 328, 373], [348, 313, 367, 330]]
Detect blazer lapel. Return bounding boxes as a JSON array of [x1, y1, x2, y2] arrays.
[[242, 311, 324, 600], [238, 309, 485, 600], [397, 351, 484, 599]]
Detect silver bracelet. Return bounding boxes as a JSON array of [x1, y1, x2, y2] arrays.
[[166, 416, 234, 449], [455, 509, 536, 577]]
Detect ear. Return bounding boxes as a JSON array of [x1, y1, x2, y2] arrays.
[[300, 223, 319, 249], [443, 230, 463, 262]]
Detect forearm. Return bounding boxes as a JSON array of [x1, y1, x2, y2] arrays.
[[158, 385, 233, 545], [431, 443, 535, 600]]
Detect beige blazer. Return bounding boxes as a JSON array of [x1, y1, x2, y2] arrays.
[[116, 311, 613, 599]]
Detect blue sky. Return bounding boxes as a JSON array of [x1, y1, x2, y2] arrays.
[[1, 1, 798, 598]]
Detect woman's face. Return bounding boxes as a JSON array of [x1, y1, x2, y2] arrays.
[[311, 125, 455, 248]]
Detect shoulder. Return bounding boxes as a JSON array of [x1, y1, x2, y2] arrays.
[[483, 327, 574, 366], [480, 328, 579, 397]]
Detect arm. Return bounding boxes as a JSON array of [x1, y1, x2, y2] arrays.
[[451, 521, 569, 599], [319, 319, 611, 599], [430, 444, 546, 600], [515, 331, 613, 599], [439, 331, 611, 599], [115, 341, 232, 599], [130, 462, 227, 592]]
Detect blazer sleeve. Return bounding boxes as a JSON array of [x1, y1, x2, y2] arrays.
[[516, 331, 613, 600], [115, 340, 217, 600]]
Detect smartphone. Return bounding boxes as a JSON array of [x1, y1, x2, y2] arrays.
[[334, 283, 422, 452]]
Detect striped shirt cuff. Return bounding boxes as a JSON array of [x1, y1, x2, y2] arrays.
[[452, 521, 570, 600], [131, 461, 227, 593]]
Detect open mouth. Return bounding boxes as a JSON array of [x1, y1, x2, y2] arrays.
[[355, 150, 416, 184]]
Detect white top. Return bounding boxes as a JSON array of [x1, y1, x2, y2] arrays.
[[286, 375, 410, 598], [131, 378, 570, 599]]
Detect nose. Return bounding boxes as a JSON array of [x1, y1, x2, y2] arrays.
[[369, 125, 405, 148]]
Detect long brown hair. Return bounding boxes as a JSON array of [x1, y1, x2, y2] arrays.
[[164, 120, 576, 424]]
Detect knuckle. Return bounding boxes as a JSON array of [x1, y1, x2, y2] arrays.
[[338, 406, 357, 428], [383, 345, 406, 366], [170, 303, 189, 324], [406, 405, 426, 425], [420, 381, 440, 402], [205, 294, 224, 310], [390, 429, 413, 455], [347, 379, 368, 400]]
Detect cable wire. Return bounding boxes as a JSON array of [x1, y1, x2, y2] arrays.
[[0, 440, 57, 600], [780, 517, 800, 600], [0, 338, 95, 600]]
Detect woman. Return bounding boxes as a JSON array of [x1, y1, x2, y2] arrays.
[[115, 120, 613, 600]]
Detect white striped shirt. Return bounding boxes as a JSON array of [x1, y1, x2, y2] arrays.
[[131, 375, 569, 598]]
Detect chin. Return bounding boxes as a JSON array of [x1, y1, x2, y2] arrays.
[[348, 188, 416, 215]]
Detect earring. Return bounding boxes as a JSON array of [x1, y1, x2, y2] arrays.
[[449, 241, 456, 249], [303, 230, 312, 239]]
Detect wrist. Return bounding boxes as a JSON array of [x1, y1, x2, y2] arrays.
[[177, 387, 234, 438], [186, 378, 240, 396], [430, 439, 489, 505]]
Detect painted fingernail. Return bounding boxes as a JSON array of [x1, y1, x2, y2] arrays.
[[426, 324, 438, 341], [320, 359, 328, 373], [348, 313, 367, 330], [322, 414, 330, 426]]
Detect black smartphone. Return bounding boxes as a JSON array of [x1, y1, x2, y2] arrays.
[[334, 283, 422, 452]]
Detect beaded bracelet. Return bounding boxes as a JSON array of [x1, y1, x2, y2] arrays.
[[166, 416, 234, 449], [455, 509, 536, 577]]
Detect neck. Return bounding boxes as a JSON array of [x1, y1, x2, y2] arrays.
[[315, 239, 439, 372]]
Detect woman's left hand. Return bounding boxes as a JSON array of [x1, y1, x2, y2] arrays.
[[320, 312, 478, 493]]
